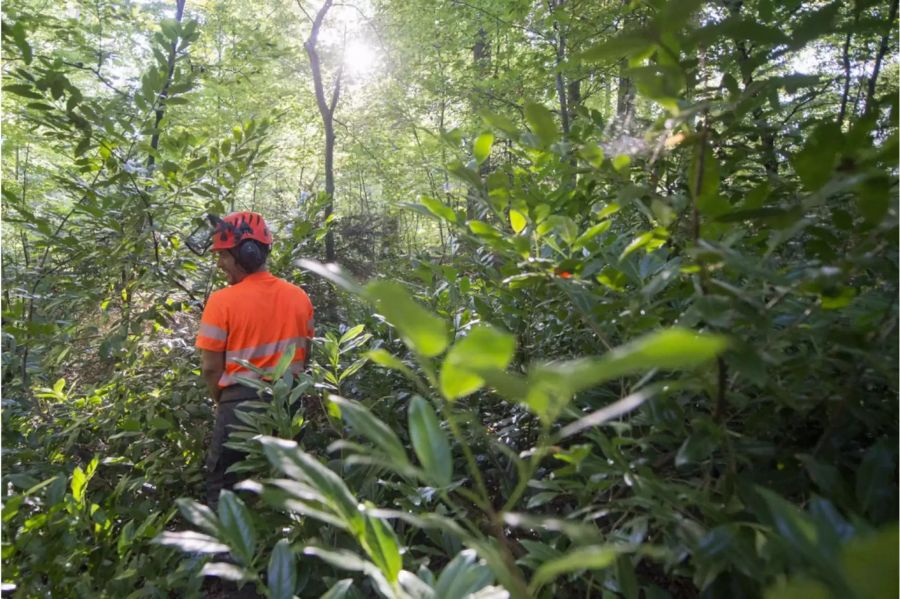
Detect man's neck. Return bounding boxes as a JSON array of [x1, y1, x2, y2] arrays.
[[233, 267, 269, 284]]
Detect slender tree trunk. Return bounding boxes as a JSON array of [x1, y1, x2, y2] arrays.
[[468, 26, 491, 221], [865, 0, 899, 112], [552, 0, 570, 135], [147, 0, 186, 170], [726, 1, 778, 176], [143, 0, 184, 267], [304, 0, 341, 262], [838, 30, 853, 127]]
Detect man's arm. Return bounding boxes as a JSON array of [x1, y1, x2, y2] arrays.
[[201, 349, 225, 401]]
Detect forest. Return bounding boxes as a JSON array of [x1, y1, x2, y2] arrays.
[[1, 0, 898, 597]]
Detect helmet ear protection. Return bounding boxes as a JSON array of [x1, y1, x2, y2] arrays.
[[232, 240, 269, 272]]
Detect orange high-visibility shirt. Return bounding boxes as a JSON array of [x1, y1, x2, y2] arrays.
[[195, 271, 314, 388]]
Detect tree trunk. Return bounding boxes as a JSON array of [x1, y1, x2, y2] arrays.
[[552, 0, 570, 136], [146, 0, 186, 170], [468, 26, 490, 221], [305, 0, 341, 263], [865, 0, 899, 112], [726, 1, 778, 176]]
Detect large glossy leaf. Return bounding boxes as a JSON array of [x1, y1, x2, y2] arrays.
[[473, 133, 494, 164], [361, 507, 403, 583], [840, 525, 899, 599], [408, 396, 452, 487], [365, 349, 418, 382], [175, 498, 220, 536], [260, 437, 363, 532], [855, 439, 896, 522], [303, 546, 395, 598], [320, 579, 355, 599], [328, 395, 410, 469], [434, 549, 494, 599], [153, 531, 229, 553], [267, 539, 296, 599], [579, 30, 656, 63], [296, 259, 363, 294], [440, 325, 515, 400], [524, 102, 559, 146], [791, 122, 842, 191], [217, 491, 256, 565], [201, 562, 253, 581], [365, 281, 449, 357], [491, 328, 728, 426], [529, 545, 622, 593]]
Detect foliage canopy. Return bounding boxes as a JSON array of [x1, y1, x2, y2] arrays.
[[2, 0, 897, 597]]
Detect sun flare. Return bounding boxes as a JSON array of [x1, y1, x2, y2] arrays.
[[343, 39, 379, 78]]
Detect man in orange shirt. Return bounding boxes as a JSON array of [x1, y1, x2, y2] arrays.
[[195, 211, 314, 507]]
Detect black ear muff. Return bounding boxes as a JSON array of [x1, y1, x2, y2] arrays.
[[235, 240, 267, 272]]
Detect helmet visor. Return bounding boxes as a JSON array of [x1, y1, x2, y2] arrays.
[[185, 214, 223, 256]]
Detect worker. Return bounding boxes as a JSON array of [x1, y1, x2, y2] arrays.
[[194, 211, 314, 508]]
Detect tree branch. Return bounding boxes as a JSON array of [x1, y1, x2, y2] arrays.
[[866, 0, 899, 110]]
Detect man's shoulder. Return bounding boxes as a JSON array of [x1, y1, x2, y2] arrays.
[[271, 276, 312, 303]]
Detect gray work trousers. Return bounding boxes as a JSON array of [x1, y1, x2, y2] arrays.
[[205, 386, 269, 509]]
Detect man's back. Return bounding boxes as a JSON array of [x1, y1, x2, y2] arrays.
[[197, 271, 314, 387]]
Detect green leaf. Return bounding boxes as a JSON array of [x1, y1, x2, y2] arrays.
[[841, 525, 899, 599], [365, 349, 417, 381], [217, 491, 256, 565], [448, 161, 483, 189], [524, 102, 559, 146], [71, 466, 87, 504], [271, 343, 297, 379], [616, 555, 639, 599], [856, 440, 896, 521], [329, 395, 410, 468], [579, 30, 656, 64], [612, 154, 631, 172], [473, 133, 494, 164], [2, 84, 42, 99], [408, 396, 452, 487], [339, 324, 366, 345], [764, 577, 830, 599], [201, 562, 251, 581], [440, 325, 516, 399], [420, 196, 458, 223], [267, 539, 296, 599], [689, 147, 724, 216], [792, 122, 842, 191], [434, 549, 494, 598], [509, 209, 527, 234], [153, 531, 229, 553], [295, 259, 363, 294], [790, 2, 839, 48], [260, 437, 362, 532], [745, 485, 845, 588], [498, 328, 728, 426], [675, 418, 720, 466], [529, 545, 622, 593], [175, 498, 220, 536], [572, 221, 611, 251], [480, 110, 519, 137], [303, 546, 395, 598], [364, 281, 448, 357], [320, 579, 355, 599], [361, 507, 403, 583], [12, 22, 32, 64], [856, 175, 891, 225]]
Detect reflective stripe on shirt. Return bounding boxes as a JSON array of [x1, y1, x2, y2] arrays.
[[199, 322, 227, 341], [225, 336, 308, 364]]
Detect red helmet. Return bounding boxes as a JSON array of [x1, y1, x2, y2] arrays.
[[211, 211, 273, 251]]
